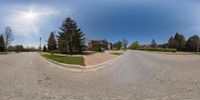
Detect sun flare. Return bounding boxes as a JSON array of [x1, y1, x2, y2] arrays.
[[7, 6, 56, 38], [23, 11, 38, 21], [24, 12, 36, 19]]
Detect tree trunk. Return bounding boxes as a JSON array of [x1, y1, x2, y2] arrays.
[[70, 49, 73, 55]]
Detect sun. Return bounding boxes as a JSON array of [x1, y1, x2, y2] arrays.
[[23, 11, 38, 21], [24, 12, 36, 19]]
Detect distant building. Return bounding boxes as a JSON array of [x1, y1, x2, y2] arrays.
[[142, 45, 151, 48], [142, 44, 160, 48], [88, 39, 113, 50]]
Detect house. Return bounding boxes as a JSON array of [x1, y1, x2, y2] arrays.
[[142, 44, 160, 48], [88, 39, 112, 50], [142, 45, 151, 48]]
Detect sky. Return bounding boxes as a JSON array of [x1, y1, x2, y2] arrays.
[[0, 0, 200, 47]]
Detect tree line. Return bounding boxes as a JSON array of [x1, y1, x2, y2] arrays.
[[166, 32, 200, 52], [0, 27, 39, 53], [7, 45, 38, 52], [112, 39, 128, 50], [128, 32, 200, 52]]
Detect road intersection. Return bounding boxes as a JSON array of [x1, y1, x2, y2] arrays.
[[0, 50, 200, 100]]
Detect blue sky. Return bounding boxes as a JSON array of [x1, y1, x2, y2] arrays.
[[0, 0, 200, 47]]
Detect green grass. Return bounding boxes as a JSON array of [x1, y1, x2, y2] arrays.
[[110, 52, 122, 55], [42, 53, 85, 66]]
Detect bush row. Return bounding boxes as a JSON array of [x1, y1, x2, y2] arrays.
[[135, 48, 177, 52]]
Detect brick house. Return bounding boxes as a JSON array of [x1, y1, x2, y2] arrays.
[[88, 39, 112, 50]]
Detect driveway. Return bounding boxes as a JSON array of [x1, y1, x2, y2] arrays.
[[0, 51, 200, 100]]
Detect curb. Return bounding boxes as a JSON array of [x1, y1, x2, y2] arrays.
[[40, 53, 123, 72]]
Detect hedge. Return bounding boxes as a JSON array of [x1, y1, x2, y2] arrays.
[[89, 44, 102, 52], [136, 48, 177, 52]]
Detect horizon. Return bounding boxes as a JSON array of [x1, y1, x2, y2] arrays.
[[0, 0, 200, 47]]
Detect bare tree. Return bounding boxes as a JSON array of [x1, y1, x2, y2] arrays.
[[151, 39, 157, 48], [4, 26, 14, 53], [122, 38, 128, 50]]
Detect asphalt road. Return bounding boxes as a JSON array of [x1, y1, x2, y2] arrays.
[[0, 50, 200, 100]]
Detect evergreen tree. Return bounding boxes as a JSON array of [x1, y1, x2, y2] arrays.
[[0, 34, 5, 52], [168, 36, 179, 48], [174, 32, 186, 50], [48, 32, 57, 52], [162, 43, 169, 48], [186, 35, 200, 52], [57, 17, 85, 54], [43, 45, 47, 52]]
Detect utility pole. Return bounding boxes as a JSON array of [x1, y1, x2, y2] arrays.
[[198, 40, 200, 52], [40, 37, 42, 54]]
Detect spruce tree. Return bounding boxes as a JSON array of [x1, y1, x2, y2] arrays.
[[48, 32, 57, 52], [57, 17, 85, 54], [0, 34, 5, 52], [174, 32, 186, 51], [43, 45, 47, 52]]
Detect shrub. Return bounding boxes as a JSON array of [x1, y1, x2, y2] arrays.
[[128, 41, 140, 49], [89, 44, 102, 52], [0, 46, 5, 52], [51, 50, 59, 54], [137, 48, 177, 52]]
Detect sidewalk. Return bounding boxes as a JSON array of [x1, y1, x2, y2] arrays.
[[84, 52, 117, 67]]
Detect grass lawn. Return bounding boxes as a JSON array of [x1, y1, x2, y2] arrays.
[[110, 52, 122, 55], [42, 53, 85, 66]]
